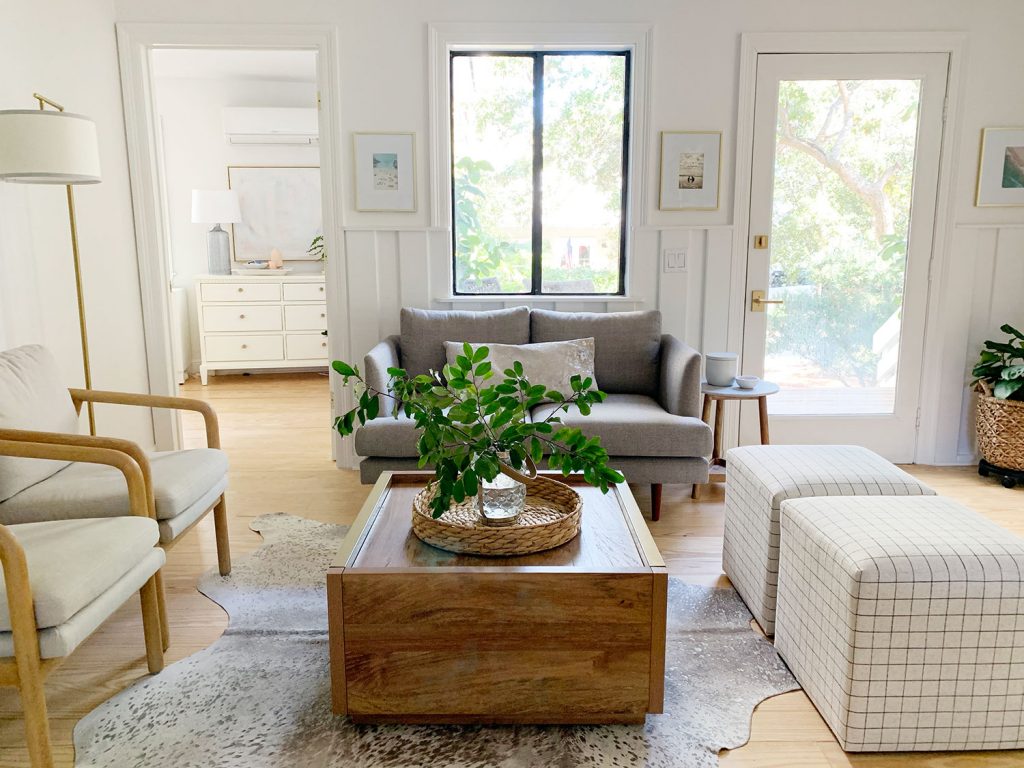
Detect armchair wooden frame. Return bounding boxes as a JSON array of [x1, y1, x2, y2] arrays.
[[67, 388, 231, 578], [0, 439, 164, 768]]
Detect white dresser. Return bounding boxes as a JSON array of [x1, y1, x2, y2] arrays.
[[195, 273, 328, 384]]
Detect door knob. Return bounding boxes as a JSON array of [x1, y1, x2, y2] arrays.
[[751, 289, 785, 312]]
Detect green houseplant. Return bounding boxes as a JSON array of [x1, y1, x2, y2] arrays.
[[972, 324, 1024, 475], [332, 343, 624, 518], [972, 324, 1024, 401]]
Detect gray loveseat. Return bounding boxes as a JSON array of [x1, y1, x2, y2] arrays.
[[354, 306, 712, 520]]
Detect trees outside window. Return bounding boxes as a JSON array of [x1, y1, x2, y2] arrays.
[[451, 51, 629, 295]]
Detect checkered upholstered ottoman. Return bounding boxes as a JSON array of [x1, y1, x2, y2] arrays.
[[776, 496, 1024, 752], [722, 445, 934, 635]]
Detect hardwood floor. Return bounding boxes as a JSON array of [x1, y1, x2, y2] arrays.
[[0, 371, 1020, 766]]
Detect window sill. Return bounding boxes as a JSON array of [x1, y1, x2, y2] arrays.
[[436, 294, 642, 304]]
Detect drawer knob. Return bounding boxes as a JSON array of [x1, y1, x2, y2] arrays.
[[239, 314, 246, 319], [321, 342, 327, 348], [319, 286, 324, 292], [241, 344, 248, 349], [320, 313, 326, 318], [237, 287, 244, 293]]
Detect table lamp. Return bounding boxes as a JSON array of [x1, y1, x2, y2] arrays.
[[191, 189, 242, 275], [0, 94, 102, 434]]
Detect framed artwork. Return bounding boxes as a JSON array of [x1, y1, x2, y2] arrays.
[[976, 127, 1024, 207], [227, 165, 322, 261], [353, 132, 416, 212], [659, 131, 722, 211]]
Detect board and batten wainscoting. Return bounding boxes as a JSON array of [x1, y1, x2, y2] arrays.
[[336, 222, 1023, 472]]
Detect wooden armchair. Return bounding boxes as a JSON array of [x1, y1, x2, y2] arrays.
[[0, 345, 231, 584], [0, 438, 165, 768]]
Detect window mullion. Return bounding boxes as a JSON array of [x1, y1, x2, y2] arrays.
[[531, 53, 544, 294]]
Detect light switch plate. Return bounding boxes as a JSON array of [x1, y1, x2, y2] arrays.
[[663, 248, 687, 273]]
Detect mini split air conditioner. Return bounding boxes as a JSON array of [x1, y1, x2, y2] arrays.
[[222, 107, 319, 146]]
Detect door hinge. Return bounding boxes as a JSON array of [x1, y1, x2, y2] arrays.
[[942, 96, 948, 123], [316, 91, 321, 110], [915, 407, 922, 429]]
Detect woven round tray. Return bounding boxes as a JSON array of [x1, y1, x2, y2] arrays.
[[411, 475, 582, 556]]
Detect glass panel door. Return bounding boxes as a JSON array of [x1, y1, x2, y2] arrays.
[[741, 53, 948, 460]]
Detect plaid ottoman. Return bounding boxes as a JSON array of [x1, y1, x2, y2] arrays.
[[775, 496, 1024, 752], [722, 445, 934, 635]]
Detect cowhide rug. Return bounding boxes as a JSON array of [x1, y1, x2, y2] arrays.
[[74, 514, 797, 767]]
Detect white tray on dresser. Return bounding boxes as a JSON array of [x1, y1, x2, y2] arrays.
[[195, 273, 328, 384]]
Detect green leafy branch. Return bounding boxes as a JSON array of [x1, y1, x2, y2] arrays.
[[333, 343, 624, 517], [972, 324, 1024, 401]]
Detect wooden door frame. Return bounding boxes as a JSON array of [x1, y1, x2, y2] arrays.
[[116, 23, 351, 465], [730, 31, 967, 463]]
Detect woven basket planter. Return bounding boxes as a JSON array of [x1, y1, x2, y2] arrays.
[[976, 385, 1024, 471], [412, 475, 582, 556]]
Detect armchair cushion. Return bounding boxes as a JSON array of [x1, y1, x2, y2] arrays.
[[364, 335, 401, 412], [0, 448, 228, 524], [400, 306, 530, 377], [354, 414, 420, 458], [529, 309, 662, 397], [531, 394, 712, 457], [0, 345, 80, 502], [0, 517, 160, 632]]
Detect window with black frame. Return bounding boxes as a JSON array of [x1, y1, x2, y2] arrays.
[[450, 50, 630, 295]]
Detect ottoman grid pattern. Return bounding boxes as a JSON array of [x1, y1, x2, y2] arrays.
[[722, 445, 934, 635], [775, 496, 1024, 752]]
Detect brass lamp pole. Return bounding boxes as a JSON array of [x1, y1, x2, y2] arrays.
[[0, 94, 102, 434]]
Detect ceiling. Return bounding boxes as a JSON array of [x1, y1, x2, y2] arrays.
[[150, 48, 317, 83]]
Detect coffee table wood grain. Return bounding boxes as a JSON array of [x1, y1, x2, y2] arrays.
[[327, 471, 667, 724]]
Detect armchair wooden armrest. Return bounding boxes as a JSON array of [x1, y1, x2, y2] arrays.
[[0, 429, 155, 519], [0, 438, 151, 521], [68, 388, 221, 449]]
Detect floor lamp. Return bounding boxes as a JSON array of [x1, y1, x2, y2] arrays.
[[0, 94, 102, 434]]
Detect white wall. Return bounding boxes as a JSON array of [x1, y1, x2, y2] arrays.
[[152, 74, 320, 370], [0, 0, 153, 445], [110, 0, 1024, 463]]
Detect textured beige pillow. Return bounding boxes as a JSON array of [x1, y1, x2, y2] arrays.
[[444, 338, 597, 399]]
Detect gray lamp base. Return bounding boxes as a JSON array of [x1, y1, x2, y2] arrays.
[[207, 224, 232, 275]]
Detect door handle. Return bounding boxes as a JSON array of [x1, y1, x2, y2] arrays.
[[751, 289, 784, 312]]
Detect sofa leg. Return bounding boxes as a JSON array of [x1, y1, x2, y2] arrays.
[[651, 484, 663, 521]]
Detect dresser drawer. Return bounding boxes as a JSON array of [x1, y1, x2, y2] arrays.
[[201, 282, 281, 302], [285, 304, 328, 331], [203, 305, 282, 332], [283, 282, 326, 302], [205, 335, 284, 362], [286, 333, 329, 361]]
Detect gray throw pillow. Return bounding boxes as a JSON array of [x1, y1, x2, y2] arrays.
[[444, 338, 597, 401], [400, 306, 530, 377]]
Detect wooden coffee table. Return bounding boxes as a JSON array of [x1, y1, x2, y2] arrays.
[[327, 471, 667, 725]]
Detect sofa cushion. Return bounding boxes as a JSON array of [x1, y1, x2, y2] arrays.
[[444, 338, 596, 400], [531, 394, 712, 458], [0, 345, 80, 502], [530, 309, 662, 397], [400, 306, 530, 377], [0, 516, 160, 631], [0, 449, 228, 524]]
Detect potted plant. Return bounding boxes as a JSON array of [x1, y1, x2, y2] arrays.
[[971, 323, 1024, 481], [332, 343, 624, 521]]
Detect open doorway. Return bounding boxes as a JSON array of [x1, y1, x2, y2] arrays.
[[118, 25, 347, 461]]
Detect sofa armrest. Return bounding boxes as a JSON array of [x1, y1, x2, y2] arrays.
[[364, 335, 402, 414], [658, 334, 702, 418]]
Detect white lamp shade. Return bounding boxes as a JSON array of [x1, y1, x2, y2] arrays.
[[191, 189, 242, 224], [0, 110, 101, 184]]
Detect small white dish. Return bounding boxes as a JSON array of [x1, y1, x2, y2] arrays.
[[735, 375, 759, 390]]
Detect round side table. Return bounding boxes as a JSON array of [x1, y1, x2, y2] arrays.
[[691, 380, 780, 500]]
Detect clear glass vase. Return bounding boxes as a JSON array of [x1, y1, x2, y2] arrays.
[[478, 452, 526, 527]]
